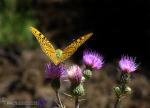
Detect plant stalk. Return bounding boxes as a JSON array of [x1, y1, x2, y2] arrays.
[[75, 96, 79, 108], [56, 90, 64, 108], [114, 97, 120, 108]]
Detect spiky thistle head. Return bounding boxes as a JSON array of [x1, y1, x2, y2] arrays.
[[83, 50, 104, 70], [45, 62, 66, 90], [119, 55, 139, 73], [45, 62, 66, 79], [67, 65, 83, 85]]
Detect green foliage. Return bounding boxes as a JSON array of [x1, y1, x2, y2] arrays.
[[0, 0, 38, 48]]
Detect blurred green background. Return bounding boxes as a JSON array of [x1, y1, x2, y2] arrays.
[[0, 0, 38, 48], [0, 0, 149, 108]]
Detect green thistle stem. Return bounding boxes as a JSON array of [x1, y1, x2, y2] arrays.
[[55, 90, 64, 108], [120, 73, 128, 92], [75, 96, 79, 108], [114, 97, 120, 108], [114, 72, 129, 108]]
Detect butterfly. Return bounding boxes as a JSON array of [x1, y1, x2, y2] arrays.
[[30, 27, 93, 65]]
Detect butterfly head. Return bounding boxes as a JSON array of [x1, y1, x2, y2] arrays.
[[56, 49, 63, 58]]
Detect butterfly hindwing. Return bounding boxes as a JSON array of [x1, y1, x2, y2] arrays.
[[59, 33, 93, 62], [30, 27, 59, 65]]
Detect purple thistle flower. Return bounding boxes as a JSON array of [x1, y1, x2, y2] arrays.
[[83, 50, 104, 70], [45, 62, 66, 79], [119, 55, 139, 73], [67, 65, 83, 85]]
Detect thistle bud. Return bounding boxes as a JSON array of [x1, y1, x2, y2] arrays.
[[83, 69, 92, 80], [124, 86, 132, 94], [113, 86, 122, 96], [70, 84, 85, 97]]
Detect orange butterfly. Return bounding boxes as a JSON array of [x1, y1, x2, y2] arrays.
[[30, 27, 93, 65]]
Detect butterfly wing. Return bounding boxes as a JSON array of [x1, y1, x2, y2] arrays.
[[59, 33, 93, 62], [30, 27, 59, 65]]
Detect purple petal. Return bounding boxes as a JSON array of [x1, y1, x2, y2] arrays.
[[67, 65, 82, 84], [83, 50, 104, 70], [45, 62, 66, 79], [119, 55, 139, 73]]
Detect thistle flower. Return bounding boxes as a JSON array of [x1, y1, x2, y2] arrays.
[[83, 50, 104, 70], [67, 65, 82, 85], [119, 55, 139, 73], [45, 62, 66, 79]]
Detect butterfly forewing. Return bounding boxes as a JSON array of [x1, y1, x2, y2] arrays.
[[60, 33, 93, 62], [30, 27, 59, 65]]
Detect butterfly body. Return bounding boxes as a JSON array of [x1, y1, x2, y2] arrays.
[[30, 27, 93, 65], [56, 49, 63, 58]]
